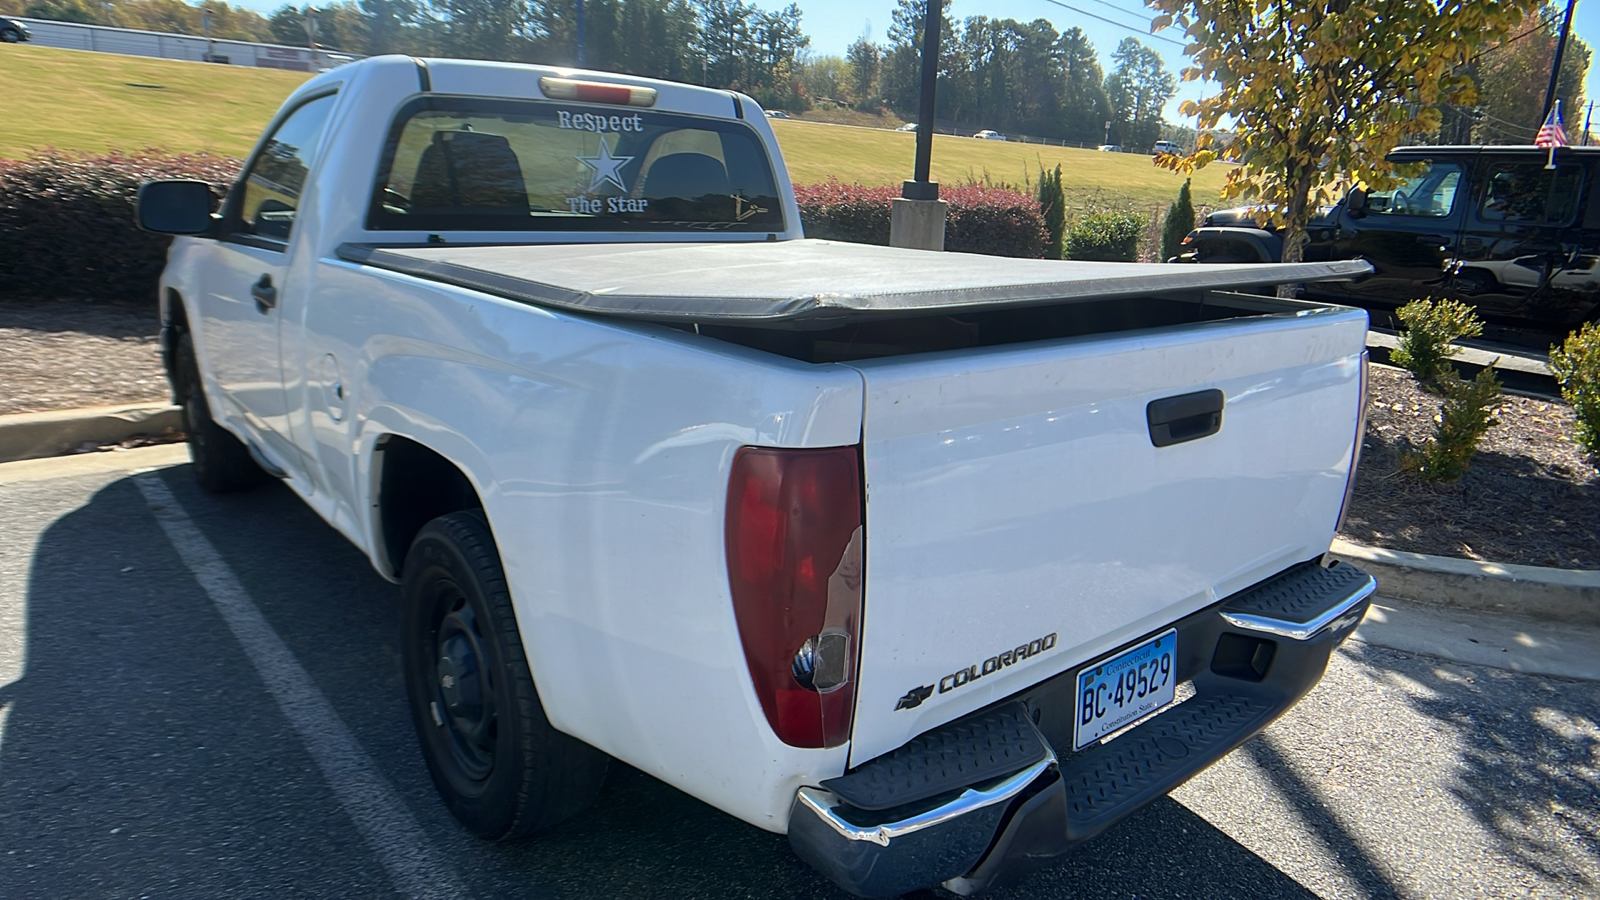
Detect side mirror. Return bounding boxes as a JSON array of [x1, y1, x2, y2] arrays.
[[136, 180, 217, 235], [1346, 188, 1368, 218]]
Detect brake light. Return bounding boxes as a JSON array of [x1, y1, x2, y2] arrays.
[[538, 76, 658, 107], [1334, 350, 1369, 532], [726, 446, 863, 749]]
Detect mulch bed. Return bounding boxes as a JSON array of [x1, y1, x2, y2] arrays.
[[0, 299, 164, 415], [1336, 364, 1598, 569], [3, 300, 1595, 569]]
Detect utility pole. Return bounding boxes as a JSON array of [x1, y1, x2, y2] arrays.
[[1540, 0, 1578, 127], [576, 0, 586, 67], [890, 0, 947, 250]]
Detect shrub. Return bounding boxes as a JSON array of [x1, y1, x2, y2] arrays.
[[1549, 321, 1600, 455], [1403, 365, 1503, 482], [1159, 179, 1194, 262], [1063, 211, 1144, 262], [1389, 297, 1484, 383], [1036, 165, 1066, 260], [793, 179, 1048, 259], [0, 149, 241, 304]]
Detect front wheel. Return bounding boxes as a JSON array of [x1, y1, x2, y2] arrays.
[[0, 29, 21, 42], [174, 332, 269, 493], [402, 511, 608, 840]]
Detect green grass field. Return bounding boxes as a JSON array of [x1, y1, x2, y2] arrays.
[[0, 42, 1231, 206]]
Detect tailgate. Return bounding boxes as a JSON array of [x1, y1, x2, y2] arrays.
[[846, 306, 1368, 765]]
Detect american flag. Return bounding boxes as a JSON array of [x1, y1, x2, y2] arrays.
[[1536, 102, 1569, 148]]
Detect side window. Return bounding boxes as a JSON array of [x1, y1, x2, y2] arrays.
[[232, 93, 338, 242], [1366, 162, 1462, 217], [1478, 163, 1584, 224]]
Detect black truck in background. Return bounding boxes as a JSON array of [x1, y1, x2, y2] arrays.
[[1176, 145, 1600, 340]]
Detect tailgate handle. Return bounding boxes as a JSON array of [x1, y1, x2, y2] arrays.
[[1147, 389, 1224, 447]]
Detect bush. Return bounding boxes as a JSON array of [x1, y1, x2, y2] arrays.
[[1159, 179, 1194, 262], [1389, 297, 1484, 383], [1036, 165, 1066, 260], [1063, 211, 1144, 262], [1549, 321, 1600, 455], [794, 179, 1048, 258], [1403, 366, 1503, 482], [0, 149, 241, 304]]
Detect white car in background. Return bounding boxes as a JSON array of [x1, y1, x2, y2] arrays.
[[973, 129, 1008, 140]]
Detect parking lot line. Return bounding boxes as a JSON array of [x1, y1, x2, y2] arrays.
[[134, 473, 471, 900]]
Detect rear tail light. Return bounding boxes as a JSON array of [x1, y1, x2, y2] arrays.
[[725, 446, 863, 748], [1334, 350, 1369, 532], [538, 76, 658, 107]]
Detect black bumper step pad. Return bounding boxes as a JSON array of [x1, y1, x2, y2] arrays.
[[1059, 692, 1275, 833], [822, 702, 1049, 812], [1220, 560, 1371, 625]]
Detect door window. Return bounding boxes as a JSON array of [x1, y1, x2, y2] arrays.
[[1477, 163, 1584, 224], [230, 92, 338, 242], [1365, 162, 1462, 217]]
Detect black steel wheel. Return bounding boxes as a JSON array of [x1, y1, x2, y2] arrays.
[[174, 332, 269, 493], [402, 510, 608, 840]]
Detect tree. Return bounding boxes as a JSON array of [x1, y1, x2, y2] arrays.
[[1467, 8, 1590, 145], [1103, 37, 1173, 152], [1151, 0, 1543, 274], [1056, 27, 1109, 146], [799, 55, 850, 104], [1159, 178, 1193, 262], [845, 37, 879, 107]]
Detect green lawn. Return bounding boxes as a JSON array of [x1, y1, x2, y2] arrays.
[[1, 43, 1231, 206], [0, 44, 310, 158]]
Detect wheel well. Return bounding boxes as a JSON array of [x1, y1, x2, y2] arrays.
[[163, 288, 190, 400], [375, 436, 484, 575]]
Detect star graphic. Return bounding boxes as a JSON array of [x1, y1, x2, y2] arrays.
[[576, 138, 634, 193]]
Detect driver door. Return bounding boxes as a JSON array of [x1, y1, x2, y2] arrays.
[[1327, 158, 1469, 313], [194, 92, 337, 477]]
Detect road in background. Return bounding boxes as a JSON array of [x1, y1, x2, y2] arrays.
[[1, 449, 1596, 899]]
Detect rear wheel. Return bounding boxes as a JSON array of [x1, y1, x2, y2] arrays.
[[0, 28, 21, 42], [402, 510, 608, 840], [174, 332, 269, 493]]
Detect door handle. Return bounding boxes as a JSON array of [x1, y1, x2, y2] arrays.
[[1147, 389, 1224, 447], [1416, 234, 1451, 248], [251, 274, 277, 312]]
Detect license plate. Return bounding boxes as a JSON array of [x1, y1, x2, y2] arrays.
[[1073, 629, 1178, 750]]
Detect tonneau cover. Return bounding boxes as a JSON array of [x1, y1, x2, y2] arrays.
[[337, 239, 1373, 328]]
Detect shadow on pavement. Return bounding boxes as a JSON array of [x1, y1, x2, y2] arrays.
[[4, 466, 1333, 899], [1338, 640, 1600, 896]]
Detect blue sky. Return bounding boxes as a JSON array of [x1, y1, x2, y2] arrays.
[[225, 0, 1600, 128]]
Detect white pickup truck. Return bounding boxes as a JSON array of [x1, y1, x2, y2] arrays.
[[137, 56, 1377, 897]]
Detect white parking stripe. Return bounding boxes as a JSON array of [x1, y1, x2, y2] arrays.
[[134, 474, 471, 900]]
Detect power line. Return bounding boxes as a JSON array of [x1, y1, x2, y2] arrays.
[[1037, 0, 1188, 47], [1075, 0, 1156, 25]]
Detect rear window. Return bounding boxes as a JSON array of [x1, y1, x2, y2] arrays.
[[367, 96, 784, 233]]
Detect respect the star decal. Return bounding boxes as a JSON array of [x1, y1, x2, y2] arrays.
[[576, 138, 634, 192]]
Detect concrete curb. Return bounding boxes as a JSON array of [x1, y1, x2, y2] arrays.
[[1331, 539, 1600, 628], [0, 403, 181, 464]]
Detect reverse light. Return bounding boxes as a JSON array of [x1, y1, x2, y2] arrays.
[[538, 77, 658, 107], [726, 446, 863, 749]]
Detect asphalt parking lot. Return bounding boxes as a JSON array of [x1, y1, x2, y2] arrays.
[[1, 448, 1596, 899]]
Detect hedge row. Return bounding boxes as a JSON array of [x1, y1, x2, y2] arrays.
[[1, 153, 1048, 305], [794, 179, 1049, 259], [0, 151, 240, 304]]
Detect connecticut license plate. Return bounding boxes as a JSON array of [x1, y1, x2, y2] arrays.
[[1073, 629, 1178, 750]]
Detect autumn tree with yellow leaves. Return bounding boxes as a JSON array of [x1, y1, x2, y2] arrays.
[[1149, 0, 1545, 270]]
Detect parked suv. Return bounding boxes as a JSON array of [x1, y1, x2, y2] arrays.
[[1177, 145, 1600, 336], [1, 17, 31, 42]]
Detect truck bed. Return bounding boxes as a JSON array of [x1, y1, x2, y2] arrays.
[[336, 239, 1373, 330]]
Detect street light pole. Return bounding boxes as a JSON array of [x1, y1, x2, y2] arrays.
[[890, 0, 948, 250], [1540, 0, 1578, 127], [905, 0, 942, 201]]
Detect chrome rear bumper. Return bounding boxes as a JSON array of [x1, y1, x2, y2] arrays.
[[789, 560, 1374, 898]]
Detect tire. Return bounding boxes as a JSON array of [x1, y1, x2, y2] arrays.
[[402, 510, 609, 840], [174, 332, 270, 493], [0, 29, 21, 43]]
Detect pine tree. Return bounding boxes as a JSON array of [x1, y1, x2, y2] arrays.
[[1036, 164, 1066, 260], [1159, 178, 1194, 262]]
